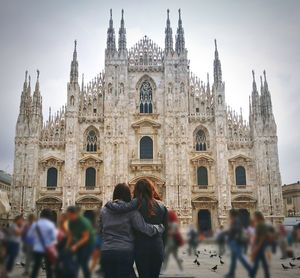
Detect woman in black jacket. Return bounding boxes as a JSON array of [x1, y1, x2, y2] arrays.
[[133, 179, 168, 278]]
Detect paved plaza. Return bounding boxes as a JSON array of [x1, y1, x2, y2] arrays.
[[9, 243, 300, 278]]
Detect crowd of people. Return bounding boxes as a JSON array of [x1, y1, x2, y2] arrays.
[[186, 209, 300, 278], [0, 178, 299, 278]]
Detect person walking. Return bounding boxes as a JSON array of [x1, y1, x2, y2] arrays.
[[161, 210, 184, 273], [187, 225, 198, 256], [27, 209, 57, 278], [66, 206, 95, 278], [224, 209, 252, 278], [100, 183, 164, 278], [5, 215, 24, 274], [251, 211, 270, 278], [22, 214, 36, 276]]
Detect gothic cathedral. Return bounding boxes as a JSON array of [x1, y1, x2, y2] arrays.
[[11, 9, 283, 230]]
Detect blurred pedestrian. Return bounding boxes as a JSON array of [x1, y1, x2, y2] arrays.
[[277, 222, 288, 259], [5, 215, 24, 274], [66, 206, 95, 278], [100, 183, 164, 278], [27, 209, 57, 278], [56, 213, 77, 278], [216, 225, 226, 256], [22, 214, 36, 276], [0, 228, 7, 278], [251, 211, 270, 278], [187, 225, 198, 256], [224, 209, 252, 278], [161, 210, 183, 273]]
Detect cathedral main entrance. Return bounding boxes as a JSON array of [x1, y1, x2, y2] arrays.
[[197, 209, 212, 233]]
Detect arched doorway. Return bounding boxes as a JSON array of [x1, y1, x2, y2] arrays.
[[198, 209, 212, 233], [238, 209, 250, 228], [36, 197, 62, 224]]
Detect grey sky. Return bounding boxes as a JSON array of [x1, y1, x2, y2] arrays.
[[0, 0, 299, 184]]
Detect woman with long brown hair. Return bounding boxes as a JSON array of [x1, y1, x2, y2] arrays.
[[133, 179, 168, 278]]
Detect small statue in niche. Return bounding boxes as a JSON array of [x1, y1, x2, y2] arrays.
[[218, 95, 223, 105]]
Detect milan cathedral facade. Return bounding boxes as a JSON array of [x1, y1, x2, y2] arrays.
[[11, 9, 283, 229]]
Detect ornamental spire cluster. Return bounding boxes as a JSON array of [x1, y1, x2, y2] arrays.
[[250, 70, 274, 122]]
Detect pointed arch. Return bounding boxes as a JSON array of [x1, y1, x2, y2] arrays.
[[193, 125, 210, 151], [84, 126, 99, 152]]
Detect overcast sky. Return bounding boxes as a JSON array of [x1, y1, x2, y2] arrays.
[[0, 0, 299, 184]]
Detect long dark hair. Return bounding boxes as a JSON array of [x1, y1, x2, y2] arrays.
[[113, 183, 132, 203], [134, 179, 157, 217]]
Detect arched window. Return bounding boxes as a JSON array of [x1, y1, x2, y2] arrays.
[[235, 166, 246, 186], [140, 81, 153, 113], [197, 166, 208, 187], [140, 136, 153, 159], [47, 167, 58, 187], [85, 167, 96, 188], [86, 130, 97, 152], [195, 130, 207, 151]]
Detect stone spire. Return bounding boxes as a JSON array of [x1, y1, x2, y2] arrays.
[[106, 9, 116, 54], [165, 9, 173, 55], [70, 40, 79, 84], [34, 69, 40, 93], [260, 70, 273, 119], [33, 70, 42, 117], [206, 73, 211, 93], [118, 9, 126, 53], [213, 39, 222, 88], [251, 70, 260, 117], [175, 9, 185, 55], [23, 70, 28, 92]]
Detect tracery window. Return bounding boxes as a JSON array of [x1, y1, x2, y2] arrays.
[[140, 136, 153, 159], [139, 81, 153, 113], [47, 167, 58, 187], [85, 167, 96, 188], [235, 166, 246, 186], [197, 166, 208, 187], [86, 130, 97, 152], [195, 130, 207, 151]]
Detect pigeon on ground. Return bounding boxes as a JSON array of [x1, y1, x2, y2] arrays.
[[211, 265, 218, 271], [281, 264, 289, 270], [289, 262, 296, 268]]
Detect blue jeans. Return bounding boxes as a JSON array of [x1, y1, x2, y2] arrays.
[[6, 241, 20, 272], [227, 240, 252, 277], [101, 249, 134, 278], [76, 244, 93, 278], [252, 244, 270, 278]]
